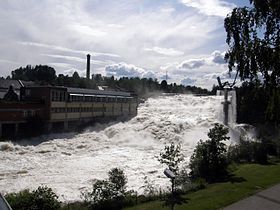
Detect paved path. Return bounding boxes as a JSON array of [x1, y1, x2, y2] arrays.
[[223, 184, 280, 210], [0, 194, 12, 210]]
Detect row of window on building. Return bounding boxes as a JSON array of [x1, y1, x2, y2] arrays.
[[70, 95, 132, 103], [51, 91, 67, 102], [51, 90, 132, 103], [51, 107, 107, 113], [23, 110, 36, 117]]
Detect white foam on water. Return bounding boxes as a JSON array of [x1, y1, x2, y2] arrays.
[[0, 94, 230, 201]]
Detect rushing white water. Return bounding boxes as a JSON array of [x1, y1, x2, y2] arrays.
[[0, 94, 232, 201]]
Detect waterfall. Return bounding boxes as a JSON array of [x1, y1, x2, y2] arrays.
[[0, 94, 224, 201]]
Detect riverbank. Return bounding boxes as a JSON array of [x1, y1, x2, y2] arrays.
[[123, 161, 280, 210]]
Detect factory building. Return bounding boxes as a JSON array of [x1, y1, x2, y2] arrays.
[[0, 85, 138, 138], [0, 54, 138, 138]]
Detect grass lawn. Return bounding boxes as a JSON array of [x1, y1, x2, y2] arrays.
[[123, 162, 280, 210]]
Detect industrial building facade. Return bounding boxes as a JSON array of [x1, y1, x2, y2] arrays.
[[0, 85, 138, 138]]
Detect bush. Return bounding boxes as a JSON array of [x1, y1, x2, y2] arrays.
[[227, 137, 268, 164], [189, 123, 230, 183], [5, 186, 60, 210], [84, 168, 129, 210], [177, 170, 206, 193], [141, 175, 158, 198], [5, 190, 33, 210]]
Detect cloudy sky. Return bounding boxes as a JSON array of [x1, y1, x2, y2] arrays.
[[0, 0, 248, 89]]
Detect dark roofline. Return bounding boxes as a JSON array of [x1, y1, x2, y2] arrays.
[[23, 86, 67, 91], [22, 86, 133, 97], [67, 87, 131, 97], [0, 79, 22, 89]]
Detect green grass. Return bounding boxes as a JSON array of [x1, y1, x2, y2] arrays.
[[123, 163, 280, 210]]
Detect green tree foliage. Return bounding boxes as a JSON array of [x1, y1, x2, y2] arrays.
[[236, 81, 268, 123], [5, 186, 60, 210], [160, 80, 168, 91], [235, 81, 280, 124], [158, 142, 184, 175], [227, 137, 268, 164], [84, 168, 128, 210], [225, 0, 280, 86], [12, 65, 56, 83], [108, 168, 127, 198], [9, 65, 210, 97], [225, 0, 280, 124], [5, 190, 33, 210], [189, 124, 230, 183]]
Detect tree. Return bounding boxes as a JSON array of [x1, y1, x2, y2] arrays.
[[108, 168, 127, 198], [225, 0, 280, 86], [189, 123, 229, 183], [160, 80, 168, 91], [158, 142, 184, 176], [35, 65, 56, 83], [11, 65, 56, 83], [31, 186, 60, 210], [85, 168, 128, 210], [225, 0, 280, 124]]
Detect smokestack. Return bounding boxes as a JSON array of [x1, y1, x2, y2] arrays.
[[86, 54, 90, 79]]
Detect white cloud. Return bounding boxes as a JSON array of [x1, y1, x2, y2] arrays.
[[68, 24, 107, 37], [0, 0, 234, 88], [160, 7, 176, 13], [179, 58, 206, 69], [159, 50, 229, 89], [181, 77, 197, 85], [178, 50, 226, 70], [0, 59, 19, 64], [144, 47, 184, 56], [181, 0, 235, 17], [47, 62, 73, 69], [105, 62, 155, 78], [19, 41, 120, 58], [211, 50, 226, 64], [107, 24, 124, 29], [42, 54, 85, 63]]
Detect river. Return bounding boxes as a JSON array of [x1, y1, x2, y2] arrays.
[[0, 94, 233, 201]]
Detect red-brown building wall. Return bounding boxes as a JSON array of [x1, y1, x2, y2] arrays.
[[0, 102, 45, 122]]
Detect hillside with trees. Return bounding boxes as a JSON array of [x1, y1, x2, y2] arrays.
[[5, 65, 210, 98]]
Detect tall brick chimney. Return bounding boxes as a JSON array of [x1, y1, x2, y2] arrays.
[[86, 54, 90, 79]]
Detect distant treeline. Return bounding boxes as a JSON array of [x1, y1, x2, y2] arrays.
[[2, 65, 212, 98]]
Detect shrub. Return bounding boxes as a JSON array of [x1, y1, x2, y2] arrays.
[[32, 186, 61, 210], [189, 123, 229, 183], [141, 175, 158, 198], [84, 168, 129, 210], [5, 186, 60, 210], [227, 137, 268, 164], [5, 190, 33, 210], [108, 168, 127, 198]]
